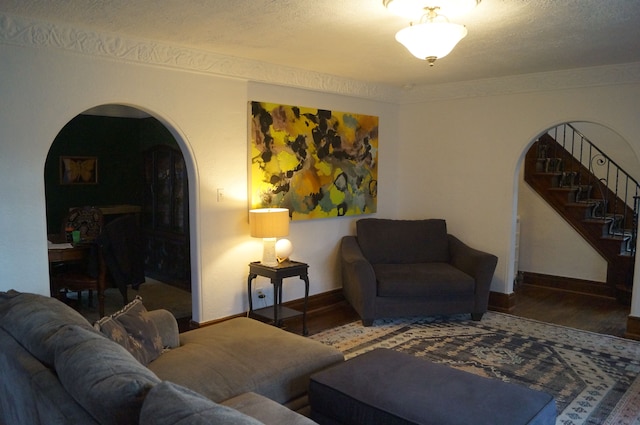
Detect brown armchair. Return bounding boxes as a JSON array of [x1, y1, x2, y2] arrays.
[[341, 218, 498, 326]]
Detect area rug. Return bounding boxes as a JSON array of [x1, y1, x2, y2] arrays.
[[310, 312, 640, 425]]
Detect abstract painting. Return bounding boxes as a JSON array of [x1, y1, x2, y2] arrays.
[[250, 101, 378, 220]]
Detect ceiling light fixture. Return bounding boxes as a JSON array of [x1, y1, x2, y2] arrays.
[[383, 0, 481, 20], [383, 0, 480, 66]]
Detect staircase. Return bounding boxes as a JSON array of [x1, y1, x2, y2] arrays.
[[524, 123, 638, 302]]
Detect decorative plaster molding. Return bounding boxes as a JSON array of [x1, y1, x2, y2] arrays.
[[0, 13, 400, 102], [2, 13, 639, 104], [402, 62, 640, 103]]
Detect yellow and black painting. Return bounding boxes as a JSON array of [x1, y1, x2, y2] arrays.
[[250, 101, 378, 220]]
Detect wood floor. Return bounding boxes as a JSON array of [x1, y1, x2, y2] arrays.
[[510, 283, 631, 338], [289, 284, 632, 339]]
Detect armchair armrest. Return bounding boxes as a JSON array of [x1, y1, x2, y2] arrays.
[[146, 309, 180, 349], [448, 235, 498, 314], [340, 236, 377, 326]]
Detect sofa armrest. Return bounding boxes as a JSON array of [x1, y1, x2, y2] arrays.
[[146, 309, 180, 349], [448, 235, 498, 314], [340, 236, 377, 325]]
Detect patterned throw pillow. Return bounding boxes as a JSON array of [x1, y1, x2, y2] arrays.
[[94, 296, 163, 365]]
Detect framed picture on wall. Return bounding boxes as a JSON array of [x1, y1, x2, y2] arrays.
[[249, 101, 379, 220], [59, 156, 98, 185]]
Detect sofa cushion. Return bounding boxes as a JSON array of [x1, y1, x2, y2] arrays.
[[0, 327, 98, 425], [148, 317, 344, 405], [139, 381, 264, 425], [356, 219, 450, 264], [0, 291, 93, 366], [94, 296, 164, 365], [374, 263, 475, 297], [55, 324, 161, 425], [221, 392, 318, 425]]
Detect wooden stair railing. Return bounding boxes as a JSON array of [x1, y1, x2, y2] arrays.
[[524, 126, 637, 303]]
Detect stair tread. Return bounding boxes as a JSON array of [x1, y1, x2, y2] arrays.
[[533, 172, 563, 176], [602, 234, 629, 240], [548, 187, 578, 192], [583, 217, 615, 224], [565, 202, 597, 208]]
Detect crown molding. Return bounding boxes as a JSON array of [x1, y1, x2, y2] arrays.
[[400, 62, 640, 104], [0, 13, 400, 102], [2, 13, 639, 105]]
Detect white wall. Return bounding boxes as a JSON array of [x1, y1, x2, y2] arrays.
[[518, 171, 608, 282], [2, 41, 640, 321], [572, 122, 640, 182], [0, 44, 398, 323], [396, 85, 640, 320]]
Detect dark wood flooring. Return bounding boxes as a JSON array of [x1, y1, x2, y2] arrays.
[[289, 284, 632, 339], [510, 283, 630, 338]]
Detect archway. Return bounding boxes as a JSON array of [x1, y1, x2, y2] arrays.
[[512, 121, 637, 333], [44, 104, 195, 326]]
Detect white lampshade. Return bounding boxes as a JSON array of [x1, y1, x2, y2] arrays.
[[383, 0, 481, 20], [249, 208, 290, 266], [395, 21, 467, 63]]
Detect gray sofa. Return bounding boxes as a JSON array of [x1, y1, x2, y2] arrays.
[[341, 218, 498, 325], [0, 290, 344, 425]]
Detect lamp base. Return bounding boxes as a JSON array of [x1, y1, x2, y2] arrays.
[[261, 237, 278, 267]]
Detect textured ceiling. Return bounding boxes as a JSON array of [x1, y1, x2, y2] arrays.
[[2, 0, 640, 88]]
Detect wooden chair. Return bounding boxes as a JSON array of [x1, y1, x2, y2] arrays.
[[50, 207, 107, 317], [63, 206, 103, 243]]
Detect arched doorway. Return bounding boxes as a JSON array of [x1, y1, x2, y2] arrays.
[[512, 121, 637, 335], [44, 104, 193, 326]]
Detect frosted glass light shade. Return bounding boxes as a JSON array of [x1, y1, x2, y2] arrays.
[[383, 0, 480, 20], [395, 21, 467, 62], [276, 238, 294, 262]]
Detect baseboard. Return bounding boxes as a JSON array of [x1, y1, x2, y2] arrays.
[[625, 315, 640, 341], [191, 289, 345, 329], [521, 271, 614, 298], [194, 288, 518, 328], [284, 288, 344, 314], [488, 291, 516, 313]]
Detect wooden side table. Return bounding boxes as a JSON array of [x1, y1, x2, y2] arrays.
[[247, 260, 309, 336]]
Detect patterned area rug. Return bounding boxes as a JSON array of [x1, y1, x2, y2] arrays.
[[310, 312, 640, 425]]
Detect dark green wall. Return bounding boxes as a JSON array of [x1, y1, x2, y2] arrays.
[[45, 115, 178, 233]]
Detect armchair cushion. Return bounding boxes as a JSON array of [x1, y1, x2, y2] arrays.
[[374, 263, 475, 297], [356, 219, 449, 264]]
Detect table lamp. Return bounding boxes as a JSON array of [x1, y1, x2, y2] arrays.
[[249, 208, 290, 266]]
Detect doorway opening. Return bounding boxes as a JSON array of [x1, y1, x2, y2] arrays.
[[44, 104, 193, 328], [512, 121, 636, 336]]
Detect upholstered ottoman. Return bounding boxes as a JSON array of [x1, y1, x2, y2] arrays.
[[309, 348, 556, 425]]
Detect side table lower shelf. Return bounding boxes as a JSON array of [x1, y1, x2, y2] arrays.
[[250, 305, 303, 323]]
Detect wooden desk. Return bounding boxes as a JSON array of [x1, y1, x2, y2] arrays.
[[48, 243, 106, 317], [48, 244, 89, 263]]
